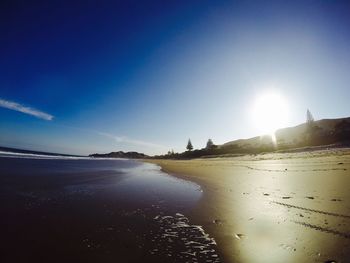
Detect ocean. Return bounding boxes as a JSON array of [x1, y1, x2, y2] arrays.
[[0, 151, 220, 263]]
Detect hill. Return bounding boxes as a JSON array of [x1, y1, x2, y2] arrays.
[[221, 117, 350, 152], [89, 151, 148, 159], [154, 117, 350, 159]]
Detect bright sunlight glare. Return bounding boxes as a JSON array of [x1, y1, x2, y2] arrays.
[[251, 91, 289, 136]]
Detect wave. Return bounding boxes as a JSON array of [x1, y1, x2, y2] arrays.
[[0, 151, 92, 160], [0, 151, 131, 161]]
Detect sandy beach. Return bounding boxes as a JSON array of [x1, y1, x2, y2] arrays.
[[148, 149, 350, 263]]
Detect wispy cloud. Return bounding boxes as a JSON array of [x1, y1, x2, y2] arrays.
[[0, 98, 54, 121], [98, 132, 166, 149]]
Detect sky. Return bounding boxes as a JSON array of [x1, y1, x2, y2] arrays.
[[1, 0, 350, 155]]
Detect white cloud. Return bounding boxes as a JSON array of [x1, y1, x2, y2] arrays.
[[98, 132, 166, 149], [0, 98, 54, 121]]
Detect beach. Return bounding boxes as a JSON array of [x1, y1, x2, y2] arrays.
[[1, 149, 349, 263], [148, 149, 350, 263]]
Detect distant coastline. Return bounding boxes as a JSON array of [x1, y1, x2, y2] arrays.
[[90, 117, 350, 160], [4, 117, 350, 161], [89, 151, 148, 159]]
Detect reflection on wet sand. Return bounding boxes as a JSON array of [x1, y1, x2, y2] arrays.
[[149, 149, 350, 263], [0, 157, 215, 263]]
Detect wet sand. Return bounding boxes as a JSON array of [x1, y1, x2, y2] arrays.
[[1, 157, 221, 263], [148, 149, 350, 263]]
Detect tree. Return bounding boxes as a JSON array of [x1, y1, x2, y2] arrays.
[[186, 139, 193, 151], [305, 109, 322, 145], [206, 139, 214, 149], [306, 109, 315, 135], [306, 109, 314, 127]]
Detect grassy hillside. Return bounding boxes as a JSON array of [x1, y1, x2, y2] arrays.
[[221, 117, 350, 152], [154, 117, 350, 159]]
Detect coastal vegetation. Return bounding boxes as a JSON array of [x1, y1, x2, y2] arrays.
[[186, 139, 193, 151]]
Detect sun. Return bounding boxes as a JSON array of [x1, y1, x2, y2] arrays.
[[251, 91, 289, 136]]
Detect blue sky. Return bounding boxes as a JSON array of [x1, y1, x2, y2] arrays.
[[1, 0, 350, 155]]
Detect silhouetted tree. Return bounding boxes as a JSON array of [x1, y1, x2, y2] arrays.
[[206, 139, 214, 149], [186, 139, 193, 151], [305, 109, 316, 136], [306, 109, 314, 127], [305, 109, 324, 145]]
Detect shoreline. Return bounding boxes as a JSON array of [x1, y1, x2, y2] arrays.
[[146, 149, 350, 263], [0, 158, 213, 263]]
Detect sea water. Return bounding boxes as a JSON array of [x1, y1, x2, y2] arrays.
[[0, 152, 220, 263]]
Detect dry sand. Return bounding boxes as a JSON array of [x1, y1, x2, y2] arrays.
[[147, 149, 350, 263]]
